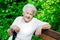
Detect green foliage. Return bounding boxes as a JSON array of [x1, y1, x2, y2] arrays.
[[0, 0, 60, 40], [27, 0, 60, 31], [0, 0, 27, 40]]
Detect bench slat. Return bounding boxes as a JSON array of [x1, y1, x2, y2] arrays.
[[40, 34, 56, 40], [41, 29, 60, 40]]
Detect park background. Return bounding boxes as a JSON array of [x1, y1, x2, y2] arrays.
[[0, 0, 60, 40]]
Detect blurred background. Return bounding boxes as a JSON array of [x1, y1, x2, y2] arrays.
[[0, 0, 60, 40]]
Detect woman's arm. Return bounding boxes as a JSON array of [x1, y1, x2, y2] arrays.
[[42, 23, 51, 29], [35, 23, 51, 37]]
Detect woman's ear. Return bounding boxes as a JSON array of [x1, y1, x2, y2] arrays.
[[22, 12, 24, 16]]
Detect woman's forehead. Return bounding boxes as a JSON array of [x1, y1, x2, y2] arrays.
[[24, 10, 34, 13]]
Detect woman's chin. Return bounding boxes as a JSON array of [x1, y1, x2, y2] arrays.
[[25, 20, 30, 23]]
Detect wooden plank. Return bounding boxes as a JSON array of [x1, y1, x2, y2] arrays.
[[41, 29, 60, 40], [40, 34, 56, 40]]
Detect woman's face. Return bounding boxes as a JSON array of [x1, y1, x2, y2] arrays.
[[23, 10, 34, 23]]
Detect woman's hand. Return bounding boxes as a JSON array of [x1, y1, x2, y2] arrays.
[[10, 25, 20, 33], [7, 29, 13, 36], [7, 25, 20, 36], [35, 26, 42, 37]]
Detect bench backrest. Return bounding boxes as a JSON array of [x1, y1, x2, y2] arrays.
[[39, 29, 60, 40]]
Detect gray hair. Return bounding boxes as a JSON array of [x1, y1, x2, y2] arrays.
[[22, 4, 37, 15]]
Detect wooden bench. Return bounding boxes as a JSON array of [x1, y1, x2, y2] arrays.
[[39, 29, 60, 40], [12, 29, 60, 40]]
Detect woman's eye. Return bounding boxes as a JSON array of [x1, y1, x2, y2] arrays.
[[30, 14, 32, 15], [26, 12, 29, 14], [27, 13, 28, 14]]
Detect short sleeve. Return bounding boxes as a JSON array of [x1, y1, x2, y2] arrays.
[[36, 19, 49, 28], [38, 21, 48, 26], [10, 16, 21, 28]]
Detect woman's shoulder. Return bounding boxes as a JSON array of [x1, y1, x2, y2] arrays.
[[16, 16, 22, 18], [14, 16, 23, 21], [33, 17, 41, 22]]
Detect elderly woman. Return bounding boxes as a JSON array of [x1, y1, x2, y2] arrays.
[[7, 4, 51, 40]]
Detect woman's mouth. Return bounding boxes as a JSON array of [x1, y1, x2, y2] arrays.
[[27, 17, 30, 19]]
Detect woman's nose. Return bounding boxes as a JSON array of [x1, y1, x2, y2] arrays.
[[26, 15, 30, 18]]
